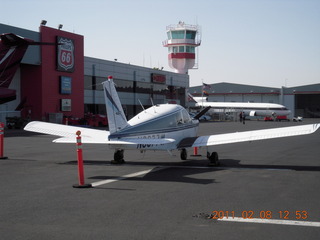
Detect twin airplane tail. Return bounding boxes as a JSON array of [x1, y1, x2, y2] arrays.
[[0, 33, 57, 104], [0, 33, 34, 103], [102, 76, 129, 134]]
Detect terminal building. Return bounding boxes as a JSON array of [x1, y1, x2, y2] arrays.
[[0, 23, 189, 124]]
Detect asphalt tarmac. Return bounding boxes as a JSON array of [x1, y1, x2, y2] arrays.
[[1, 119, 320, 239]]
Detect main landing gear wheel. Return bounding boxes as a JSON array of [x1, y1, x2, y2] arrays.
[[111, 149, 125, 164], [207, 151, 220, 166], [180, 148, 187, 160]]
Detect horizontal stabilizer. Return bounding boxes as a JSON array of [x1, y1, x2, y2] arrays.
[[24, 121, 109, 144]]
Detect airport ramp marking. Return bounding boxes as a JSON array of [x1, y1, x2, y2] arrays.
[[218, 217, 320, 227], [91, 167, 166, 187]]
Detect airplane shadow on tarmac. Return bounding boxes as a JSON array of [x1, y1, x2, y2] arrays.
[[59, 158, 320, 187], [60, 159, 222, 185], [220, 159, 320, 172], [89, 167, 220, 185], [59, 158, 320, 172]]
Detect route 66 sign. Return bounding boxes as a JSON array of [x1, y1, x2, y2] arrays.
[[57, 36, 75, 72]]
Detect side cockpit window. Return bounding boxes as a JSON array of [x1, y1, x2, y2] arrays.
[[181, 109, 191, 124], [176, 109, 192, 125], [168, 109, 191, 126]]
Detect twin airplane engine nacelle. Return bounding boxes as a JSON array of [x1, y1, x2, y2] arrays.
[[249, 111, 256, 117]]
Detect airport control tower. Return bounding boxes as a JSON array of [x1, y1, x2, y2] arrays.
[[163, 21, 201, 74]]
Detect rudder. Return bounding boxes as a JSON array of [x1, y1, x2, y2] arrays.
[[102, 76, 128, 134]]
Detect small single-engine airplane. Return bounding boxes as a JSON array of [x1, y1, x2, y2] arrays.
[[188, 93, 291, 118], [24, 76, 320, 166]]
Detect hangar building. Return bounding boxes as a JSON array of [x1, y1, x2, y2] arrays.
[[189, 82, 320, 118]]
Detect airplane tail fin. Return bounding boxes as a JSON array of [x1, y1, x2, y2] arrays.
[[0, 33, 34, 89], [187, 93, 208, 103], [102, 76, 129, 134], [187, 92, 197, 103]]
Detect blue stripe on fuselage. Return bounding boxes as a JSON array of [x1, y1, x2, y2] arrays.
[[109, 122, 198, 139]]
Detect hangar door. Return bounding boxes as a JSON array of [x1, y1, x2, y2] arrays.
[[295, 94, 320, 117]]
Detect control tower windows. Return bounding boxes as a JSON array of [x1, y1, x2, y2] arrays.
[[186, 30, 196, 39], [169, 46, 195, 53], [186, 46, 195, 53], [168, 30, 197, 40], [171, 30, 185, 39], [172, 46, 178, 54]]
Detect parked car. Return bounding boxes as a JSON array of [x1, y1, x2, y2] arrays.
[[264, 115, 290, 121], [292, 116, 303, 122]]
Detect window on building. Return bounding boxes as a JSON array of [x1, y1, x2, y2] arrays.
[[172, 46, 178, 54], [186, 46, 195, 53], [153, 83, 167, 95], [136, 82, 151, 94], [186, 30, 196, 39], [179, 46, 185, 53], [114, 79, 133, 92], [171, 30, 185, 39]]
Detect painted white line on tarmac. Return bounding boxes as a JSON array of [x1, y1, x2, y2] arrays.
[[91, 167, 165, 187], [217, 217, 320, 227]]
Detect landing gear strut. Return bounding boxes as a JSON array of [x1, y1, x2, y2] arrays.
[[112, 149, 125, 164], [207, 151, 220, 166], [180, 148, 187, 160]]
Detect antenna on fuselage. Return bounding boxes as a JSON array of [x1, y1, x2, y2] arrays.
[[138, 99, 146, 113], [150, 98, 157, 113]]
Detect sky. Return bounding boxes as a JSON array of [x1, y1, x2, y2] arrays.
[[1, 0, 320, 88]]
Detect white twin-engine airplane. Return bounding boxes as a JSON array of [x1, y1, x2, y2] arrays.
[[190, 94, 291, 118], [24, 76, 320, 166]]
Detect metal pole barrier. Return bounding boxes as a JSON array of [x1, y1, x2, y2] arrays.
[[190, 147, 201, 157], [73, 131, 91, 188], [0, 123, 8, 159]]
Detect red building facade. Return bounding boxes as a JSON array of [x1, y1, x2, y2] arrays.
[[21, 26, 84, 121]]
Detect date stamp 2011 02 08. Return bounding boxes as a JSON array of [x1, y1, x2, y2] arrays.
[[211, 210, 309, 220]]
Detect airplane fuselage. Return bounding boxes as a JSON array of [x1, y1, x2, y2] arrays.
[[108, 104, 199, 150], [195, 102, 291, 117]]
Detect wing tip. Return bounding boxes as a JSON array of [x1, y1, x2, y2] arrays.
[[313, 123, 320, 132]]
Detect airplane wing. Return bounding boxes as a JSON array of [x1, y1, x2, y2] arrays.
[[24, 121, 109, 144], [178, 123, 320, 148]]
